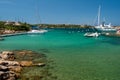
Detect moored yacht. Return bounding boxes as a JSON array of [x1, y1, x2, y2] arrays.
[[95, 23, 117, 32], [27, 29, 47, 34], [27, 26, 48, 34], [94, 6, 117, 32]]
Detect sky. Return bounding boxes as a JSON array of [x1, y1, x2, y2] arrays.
[[0, 0, 120, 25]]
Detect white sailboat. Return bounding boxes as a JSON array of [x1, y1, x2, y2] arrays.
[[27, 29, 47, 34], [95, 6, 117, 32], [27, 26, 47, 34], [27, 1, 48, 34]]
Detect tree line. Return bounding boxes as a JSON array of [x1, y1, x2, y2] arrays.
[[0, 21, 94, 33], [35, 24, 94, 29], [0, 21, 31, 31]]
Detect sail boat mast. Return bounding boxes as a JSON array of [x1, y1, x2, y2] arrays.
[[94, 5, 117, 32], [35, 0, 41, 25], [98, 5, 101, 26]]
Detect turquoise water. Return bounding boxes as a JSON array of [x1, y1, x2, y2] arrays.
[[1, 29, 120, 80]]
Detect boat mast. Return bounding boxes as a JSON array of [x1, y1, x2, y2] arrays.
[[36, 0, 41, 26], [98, 5, 101, 26]]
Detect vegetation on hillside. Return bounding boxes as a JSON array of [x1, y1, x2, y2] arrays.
[[0, 20, 94, 34], [36, 24, 94, 29], [0, 21, 31, 33]]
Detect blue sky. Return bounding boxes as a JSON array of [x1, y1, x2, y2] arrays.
[[0, 0, 120, 25]]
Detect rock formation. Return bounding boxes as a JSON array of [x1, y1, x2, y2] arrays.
[[0, 50, 45, 80]]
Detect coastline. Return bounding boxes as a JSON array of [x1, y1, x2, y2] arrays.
[[0, 32, 27, 37]]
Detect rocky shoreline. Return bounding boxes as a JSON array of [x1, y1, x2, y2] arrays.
[[0, 50, 47, 80]]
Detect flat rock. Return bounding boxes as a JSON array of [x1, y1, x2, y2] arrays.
[[0, 65, 9, 71], [2, 51, 14, 55], [19, 61, 33, 67], [8, 66, 22, 73], [0, 51, 15, 61], [0, 61, 20, 66]]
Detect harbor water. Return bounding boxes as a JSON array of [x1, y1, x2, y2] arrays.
[[0, 29, 120, 80]]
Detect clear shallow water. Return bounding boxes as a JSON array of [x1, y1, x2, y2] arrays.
[[1, 29, 120, 80]]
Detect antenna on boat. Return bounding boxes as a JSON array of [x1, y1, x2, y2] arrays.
[[98, 5, 101, 26]]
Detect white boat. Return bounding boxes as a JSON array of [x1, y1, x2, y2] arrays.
[[95, 23, 117, 32], [84, 32, 99, 37], [27, 3, 48, 34], [94, 6, 117, 32], [27, 29, 47, 34]]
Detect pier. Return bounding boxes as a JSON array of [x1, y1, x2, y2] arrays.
[[0, 32, 27, 37]]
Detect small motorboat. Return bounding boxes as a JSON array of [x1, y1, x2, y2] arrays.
[[84, 32, 99, 37], [27, 30, 48, 34]]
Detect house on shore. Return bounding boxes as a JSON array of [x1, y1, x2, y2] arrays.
[[5, 21, 21, 26]]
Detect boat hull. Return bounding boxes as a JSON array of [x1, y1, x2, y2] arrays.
[[27, 30, 48, 34], [95, 27, 117, 32], [84, 32, 99, 37]]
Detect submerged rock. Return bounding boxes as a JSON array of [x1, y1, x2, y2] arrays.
[[8, 66, 22, 73], [0, 50, 47, 80], [0, 71, 20, 80], [13, 50, 46, 61], [19, 61, 33, 67], [33, 63, 46, 67]]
